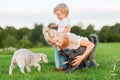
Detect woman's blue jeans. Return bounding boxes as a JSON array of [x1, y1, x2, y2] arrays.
[[54, 47, 65, 68]]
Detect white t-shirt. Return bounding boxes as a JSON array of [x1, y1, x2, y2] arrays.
[[66, 33, 88, 49], [57, 17, 70, 33]]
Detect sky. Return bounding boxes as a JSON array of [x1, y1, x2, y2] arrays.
[[0, 0, 120, 30]]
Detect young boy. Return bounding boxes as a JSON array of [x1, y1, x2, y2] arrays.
[[49, 3, 71, 71]]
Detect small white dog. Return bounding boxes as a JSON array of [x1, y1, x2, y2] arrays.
[[9, 49, 48, 76]]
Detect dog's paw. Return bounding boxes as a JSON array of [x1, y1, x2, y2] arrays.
[[9, 73, 12, 76], [37, 68, 41, 72], [66, 69, 71, 73]]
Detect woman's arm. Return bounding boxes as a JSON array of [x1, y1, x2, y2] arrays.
[[72, 39, 95, 67]]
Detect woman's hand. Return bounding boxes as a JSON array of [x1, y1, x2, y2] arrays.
[[71, 39, 95, 67], [72, 55, 84, 67]]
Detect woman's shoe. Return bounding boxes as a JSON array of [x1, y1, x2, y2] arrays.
[[57, 67, 64, 71]]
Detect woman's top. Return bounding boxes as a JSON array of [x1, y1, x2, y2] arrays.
[[66, 33, 88, 49]]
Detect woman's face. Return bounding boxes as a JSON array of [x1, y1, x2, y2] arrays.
[[54, 10, 66, 20], [50, 37, 63, 47]]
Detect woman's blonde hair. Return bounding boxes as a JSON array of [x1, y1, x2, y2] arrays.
[[43, 27, 58, 44], [54, 3, 69, 16]]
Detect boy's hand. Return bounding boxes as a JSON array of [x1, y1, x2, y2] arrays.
[[52, 24, 56, 28], [49, 24, 57, 28]]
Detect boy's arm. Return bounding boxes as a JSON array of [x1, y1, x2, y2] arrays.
[[60, 25, 71, 34]]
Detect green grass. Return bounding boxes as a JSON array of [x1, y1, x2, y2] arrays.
[[0, 43, 120, 80]]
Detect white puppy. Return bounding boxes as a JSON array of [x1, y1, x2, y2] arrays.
[[9, 49, 48, 76]]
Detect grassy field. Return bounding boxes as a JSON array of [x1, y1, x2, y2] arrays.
[[0, 43, 120, 80]]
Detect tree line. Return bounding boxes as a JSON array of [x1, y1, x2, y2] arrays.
[[0, 23, 120, 48]]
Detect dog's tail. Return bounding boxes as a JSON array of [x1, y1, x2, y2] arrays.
[[90, 33, 98, 47]]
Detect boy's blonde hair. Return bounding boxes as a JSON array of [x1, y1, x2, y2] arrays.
[[54, 3, 69, 16]]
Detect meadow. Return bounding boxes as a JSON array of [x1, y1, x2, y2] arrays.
[[0, 43, 120, 80]]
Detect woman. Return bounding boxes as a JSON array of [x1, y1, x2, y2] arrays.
[[43, 27, 95, 69]]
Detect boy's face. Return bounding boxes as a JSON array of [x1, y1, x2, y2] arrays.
[[55, 10, 66, 20]]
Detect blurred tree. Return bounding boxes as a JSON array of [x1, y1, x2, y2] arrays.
[[71, 25, 85, 36], [2, 35, 17, 48], [111, 23, 120, 33], [0, 27, 3, 47], [29, 23, 48, 47], [109, 23, 120, 42], [99, 26, 110, 42], [18, 36, 32, 48], [0, 27, 3, 31], [0, 26, 17, 48], [84, 24, 96, 38], [0, 22, 120, 48], [17, 27, 31, 40], [5, 26, 18, 39]]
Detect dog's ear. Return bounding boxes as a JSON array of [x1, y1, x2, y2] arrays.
[[71, 49, 75, 53], [39, 53, 48, 63], [64, 49, 70, 55], [59, 50, 64, 55]]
